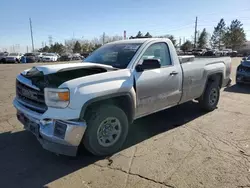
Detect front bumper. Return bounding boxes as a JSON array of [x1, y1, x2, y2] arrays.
[[6, 59, 16, 62], [236, 72, 250, 84], [13, 98, 87, 156], [42, 59, 53, 62]]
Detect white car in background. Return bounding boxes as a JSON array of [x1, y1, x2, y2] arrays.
[[6, 53, 23, 63], [42, 53, 58, 62], [34, 52, 45, 62]]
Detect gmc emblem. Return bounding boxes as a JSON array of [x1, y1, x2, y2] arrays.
[[21, 89, 32, 98]]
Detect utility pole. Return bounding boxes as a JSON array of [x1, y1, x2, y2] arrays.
[[194, 16, 198, 49], [27, 46, 29, 53], [29, 18, 35, 52], [48, 35, 53, 46], [103, 32, 105, 45]]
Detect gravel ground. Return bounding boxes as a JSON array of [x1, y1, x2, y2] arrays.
[[0, 58, 249, 188]]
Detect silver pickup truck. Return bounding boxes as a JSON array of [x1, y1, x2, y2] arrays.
[[13, 38, 232, 156]]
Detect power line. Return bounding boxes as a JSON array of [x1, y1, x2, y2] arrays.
[[29, 18, 35, 52]]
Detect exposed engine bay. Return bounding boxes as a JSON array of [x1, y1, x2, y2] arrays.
[[21, 65, 114, 89]]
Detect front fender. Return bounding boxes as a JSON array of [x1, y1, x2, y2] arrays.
[[59, 69, 135, 115], [80, 90, 136, 122]]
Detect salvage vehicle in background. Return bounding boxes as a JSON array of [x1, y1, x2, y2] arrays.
[[203, 50, 220, 56], [34, 52, 44, 62], [72, 53, 83, 60], [23, 53, 39, 63], [60, 53, 73, 61], [0, 52, 9, 63], [13, 38, 232, 157], [42, 53, 58, 62], [6, 52, 23, 63], [236, 56, 250, 84], [192, 49, 206, 56]]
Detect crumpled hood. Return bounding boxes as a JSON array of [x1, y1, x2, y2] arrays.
[[62, 68, 132, 88], [241, 60, 250, 67], [22, 62, 116, 75]]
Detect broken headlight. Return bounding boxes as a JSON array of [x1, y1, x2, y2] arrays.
[[44, 88, 70, 108]]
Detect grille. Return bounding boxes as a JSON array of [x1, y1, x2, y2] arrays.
[[16, 79, 47, 113]]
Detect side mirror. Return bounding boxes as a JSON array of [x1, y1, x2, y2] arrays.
[[242, 57, 246, 61], [136, 59, 161, 72]]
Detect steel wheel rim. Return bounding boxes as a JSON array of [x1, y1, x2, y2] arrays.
[[97, 117, 122, 147], [209, 88, 218, 105]]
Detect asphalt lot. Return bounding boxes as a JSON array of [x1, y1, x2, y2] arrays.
[[0, 58, 249, 188]]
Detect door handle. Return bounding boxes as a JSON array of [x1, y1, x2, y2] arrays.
[[170, 71, 178, 76]]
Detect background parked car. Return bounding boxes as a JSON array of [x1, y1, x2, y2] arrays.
[[236, 56, 250, 84], [231, 51, 238, 57], [60, 53, 73, 61], [42, 53, 58, 62], [203, 50, 220, 56], [34, 52, 44, 62], [81, 52, 90, 58], [56, 53, 61, 60], [0, 52, 9, 63], [23, 53, 39, 63], [72, 53, 83, 60], [221, 49, 232, 56], [192, 49, 206, 56], [5, 53, 23, 63]]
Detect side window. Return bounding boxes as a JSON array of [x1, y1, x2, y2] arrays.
[[140, 42, 172, 67]]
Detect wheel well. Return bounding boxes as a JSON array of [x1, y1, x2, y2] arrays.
[[207, 73, 223, 88], [198, 73, 223, 100], [83, 95, 134, 124]]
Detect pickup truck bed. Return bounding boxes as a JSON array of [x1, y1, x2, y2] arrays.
[[180, 57, 231, 104]]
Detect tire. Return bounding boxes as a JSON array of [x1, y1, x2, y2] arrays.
[[199, 81, 220, 112], [83, 104, 129, 156]]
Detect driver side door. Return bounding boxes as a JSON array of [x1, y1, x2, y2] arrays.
[[133, 42, 182, 118]]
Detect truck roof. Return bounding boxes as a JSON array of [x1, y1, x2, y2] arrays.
[[109, 38, 171, 45]]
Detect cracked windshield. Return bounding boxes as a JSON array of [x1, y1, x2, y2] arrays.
[[0, 0, 250, 188]]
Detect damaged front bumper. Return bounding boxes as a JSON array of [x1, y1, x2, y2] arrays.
[[13, 98, 87, 156]]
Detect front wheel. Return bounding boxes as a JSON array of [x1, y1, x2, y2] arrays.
[[83, 104, 129, 156], [199, 82, 220, 112]]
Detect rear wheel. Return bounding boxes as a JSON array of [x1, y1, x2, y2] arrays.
[[83, 104, 129, 156], [199, 82, 220, 112]]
